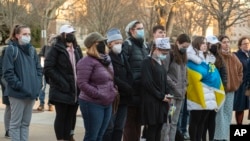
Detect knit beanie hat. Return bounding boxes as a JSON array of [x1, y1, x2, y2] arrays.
[[106, 28, 123, 43], [125, 20, 138, 37]]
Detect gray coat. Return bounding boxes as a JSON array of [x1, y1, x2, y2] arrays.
[[164, 53, 187, 100]]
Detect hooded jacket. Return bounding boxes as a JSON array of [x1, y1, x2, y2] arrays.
[[2, 41, 42, 99], [44, 36, 82, 105]]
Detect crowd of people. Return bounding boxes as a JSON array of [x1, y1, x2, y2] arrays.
[[0, 20, 250, 141]]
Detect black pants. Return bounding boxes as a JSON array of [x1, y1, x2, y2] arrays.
[[54, 102, 78, 140], [189, 110, 209, 141], [146, 124, 163, 141], [202, 110, 216, 141]]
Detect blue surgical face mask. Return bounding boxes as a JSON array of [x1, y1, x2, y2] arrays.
[[20, 35, 31, 45], [136, 29, 144, 39], [158, 54, 167, 60]]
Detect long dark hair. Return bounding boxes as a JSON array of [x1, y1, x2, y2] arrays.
[[173, 34, 190, 65], [218, 35, 230, 50]]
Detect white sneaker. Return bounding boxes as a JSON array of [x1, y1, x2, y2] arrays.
[[183, 132, 190, 140]]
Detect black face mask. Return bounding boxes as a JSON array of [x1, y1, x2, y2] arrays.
[[209, 44, 218, 55], [65, 33, 76, 43], [97, 41, 106, 54]]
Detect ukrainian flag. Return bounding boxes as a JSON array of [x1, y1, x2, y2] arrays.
[[187, 61, 225, 109]]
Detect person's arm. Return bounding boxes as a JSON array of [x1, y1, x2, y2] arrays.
[[114, 77, 133, 96], [33, 48, 43, 86], [76, 58, 103, 99], [2, 46, 21, 90], [218, 60, 228, 88], [44, 47, 69, 91]]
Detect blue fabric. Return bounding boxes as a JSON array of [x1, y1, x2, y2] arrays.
[[3, 41, 42, 99], [79, 99, 112, 141], [233, 50, 249, 111], [38, 76, 47, 105], [106, 28, 123, 43], [214, 92, 234, 140], [187, 61, 225, 108], [188, 61, 222, 89], [177, 97, 189, 133]]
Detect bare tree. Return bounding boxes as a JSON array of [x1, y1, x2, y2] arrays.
[[193, 0, 250, 35], [29, 0, 67, 45], [0, 0, 29, 43], [72, 0, 140, 37], [174, 2, 199, 36]]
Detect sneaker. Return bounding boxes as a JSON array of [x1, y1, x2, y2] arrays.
[[48, 104, 53, 111], [183, 132, 190, 140], [37, 105, 44, 111], [5, 130, 11, 138]]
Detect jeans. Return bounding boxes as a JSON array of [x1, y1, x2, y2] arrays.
[[177, 96, 189, 134], [79, 99, 112, 141], [103, 104, 128, 141], [38, 76, 47, 105]]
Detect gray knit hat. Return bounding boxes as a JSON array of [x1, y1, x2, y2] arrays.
[[84, 32, 106, 48], [125, 20, 138, 37], [106, 28, 123, 43]]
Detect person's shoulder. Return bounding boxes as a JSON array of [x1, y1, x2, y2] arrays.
[[80, 56, 97, 63], [122, 38, 132, 46]]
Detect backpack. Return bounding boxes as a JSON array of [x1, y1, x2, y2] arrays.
[[0, 45, 19, 87]]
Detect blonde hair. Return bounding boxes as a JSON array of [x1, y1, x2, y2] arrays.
[[86, 43, 109, 58]]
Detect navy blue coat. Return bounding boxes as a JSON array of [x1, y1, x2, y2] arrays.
[[2, 41, 43, 100], [233, 49, 249, 111]]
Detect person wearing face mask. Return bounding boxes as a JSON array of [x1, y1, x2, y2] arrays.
[[161, 34, 191, 141], [122, 20, 149, 141], [77, 32, 117, 141], [2, 24, 43, 141], [186, 36, 225, 141], [202, 35, 227, 141], [44, 24, 83, 141], [140, 38, 171, 141], [102, 28, 133, 141]]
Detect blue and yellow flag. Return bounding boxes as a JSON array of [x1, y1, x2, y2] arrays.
[[187, 61, 225, 109]]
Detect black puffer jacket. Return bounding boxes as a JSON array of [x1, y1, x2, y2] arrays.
[[44, 36, 83, 105], [122, 37, 149, 105]]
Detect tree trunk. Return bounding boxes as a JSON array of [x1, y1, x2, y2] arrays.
[[218, 19, 226, 35], [166, 7, 175, 37]]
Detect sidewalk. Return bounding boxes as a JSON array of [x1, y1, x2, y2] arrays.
[[0, 88, 249, 141], [0, 100, 85, 141], [0, 85, 85, 141]]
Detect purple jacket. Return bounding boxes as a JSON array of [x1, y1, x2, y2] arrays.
[[77, 56, 116, 105]]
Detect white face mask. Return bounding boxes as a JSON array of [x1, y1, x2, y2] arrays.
[[20, 35, 31, 45], [112, 44, 122, 54]]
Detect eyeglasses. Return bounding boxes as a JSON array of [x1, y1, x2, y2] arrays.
[[133, 27, 144, 30]]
